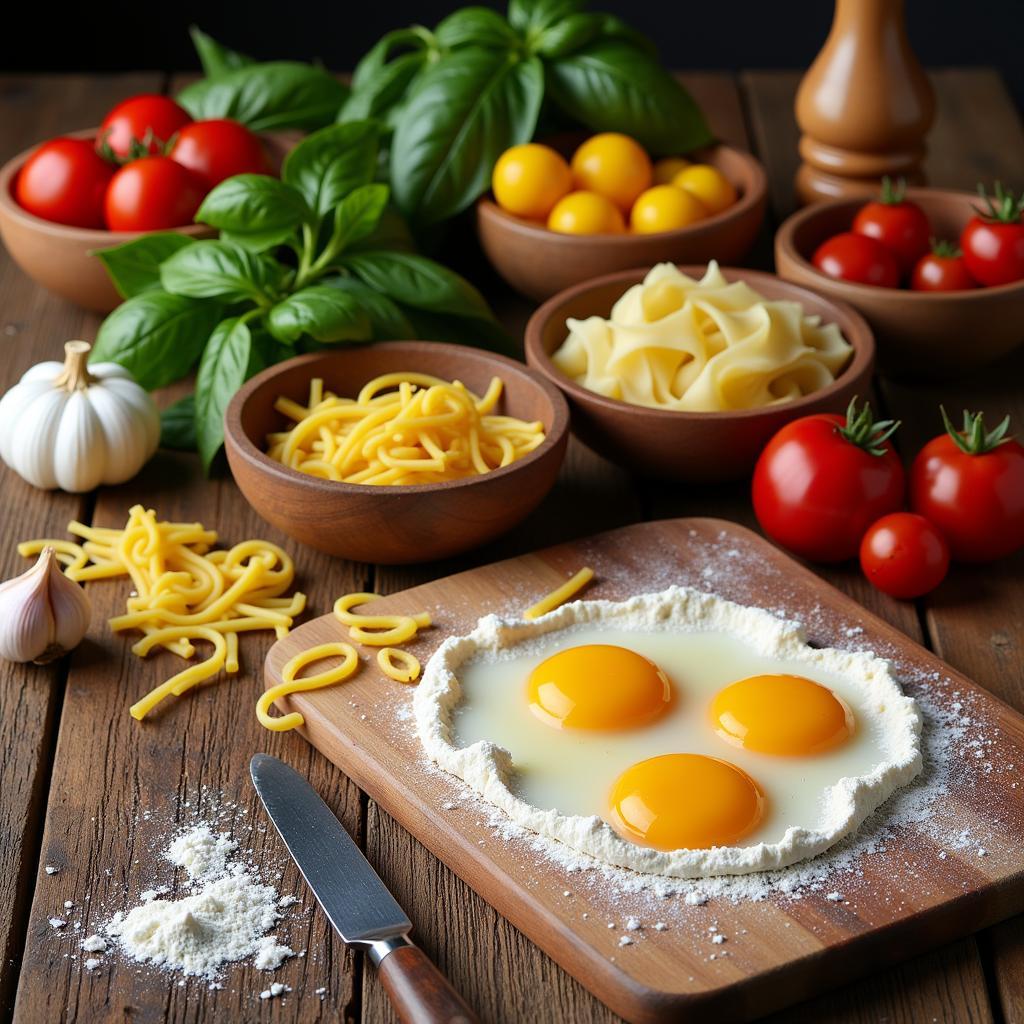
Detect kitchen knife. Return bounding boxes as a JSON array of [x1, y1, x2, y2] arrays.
[[251, 753, 478, 1024]]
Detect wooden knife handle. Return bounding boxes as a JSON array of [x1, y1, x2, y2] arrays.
[[377, 944, 479, 1024]]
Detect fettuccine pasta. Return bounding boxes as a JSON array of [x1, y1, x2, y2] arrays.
[[266, 372, 546, 485], [552, 262, 853, 412], [19, 505, 306, 721]]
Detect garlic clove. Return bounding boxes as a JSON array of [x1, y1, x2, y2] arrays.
[[54, 390, 107, 493], [0, 548, 91, 664], [12, 388, 67, 489]]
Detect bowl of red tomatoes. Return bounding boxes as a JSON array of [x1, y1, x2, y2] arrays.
[[775, 183, 1024, 378], [0, 94, 291, 313]]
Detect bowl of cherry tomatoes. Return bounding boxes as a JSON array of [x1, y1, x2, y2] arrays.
[[477, 132, 767, 302], [0, 93, 293, 313], [774, 183, 1024, 377]]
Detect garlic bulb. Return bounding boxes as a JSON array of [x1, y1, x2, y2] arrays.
[[0, 547, 91, 663], [0, 340, 159, 493]]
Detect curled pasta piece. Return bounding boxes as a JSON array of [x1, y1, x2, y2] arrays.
[[333, 592, 431, 646], [130, 628, 227, 721], [377, 647, 421, 684], [257, 642, 359, 732]]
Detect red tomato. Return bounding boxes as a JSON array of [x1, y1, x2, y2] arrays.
[[910, 409, 1024, 562], [910, 242, 977, 292], [98, 94, 192, 160], [960, 183, 1024, 286], [169, 119, 272, 188], [852, 178, 931, 272], [104, 157, 207, 231], [14, 137, 115, 228], [752, 398, 905, 563], [812, 232, 901, 289], [860, 513, 949, 599]]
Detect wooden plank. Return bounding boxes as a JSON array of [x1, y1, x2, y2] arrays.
[[272, 517, 1024, 1024], [0, 72, 162, 1017]]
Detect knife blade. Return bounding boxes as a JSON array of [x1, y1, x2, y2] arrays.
[[251, 753, 478, 1024]]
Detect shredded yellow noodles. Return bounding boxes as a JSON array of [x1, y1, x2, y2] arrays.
[[258, 642, 359, 732], [266, 373, 546, 485], [524, 567, 595, 620], [19, 505, 307, 721]]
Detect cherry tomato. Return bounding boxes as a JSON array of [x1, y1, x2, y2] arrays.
[[860, 513, 949, 599], [98, 94, 192, 160], [752, 398, 905, 563], [104, 157, 207, 231], [812, 232, 901, 289], [910, 409, 1024, 562], [910, 242, 977, 292], [169, 119, 272, 188], [14, 137, 115, 228], [960, 183, 1024, 286], [851, 178, 931, 272]]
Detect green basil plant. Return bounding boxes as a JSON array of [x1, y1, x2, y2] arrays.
[[90, 122, 503, 471]]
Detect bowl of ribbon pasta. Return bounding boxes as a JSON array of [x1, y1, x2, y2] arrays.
[[224, 341, 570, 563], [524, 262, 875, 481]]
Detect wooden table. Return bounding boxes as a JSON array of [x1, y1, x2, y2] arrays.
[[0, 68, 1021, 1024]]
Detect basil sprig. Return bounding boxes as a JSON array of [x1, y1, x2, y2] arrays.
[[91, 122, 503, 472], [344, 0, 712, 226]]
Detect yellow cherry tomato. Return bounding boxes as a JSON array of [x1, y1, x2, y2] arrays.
[[672, 164, 737, 216], [547, 191, 626, 235], [570, 133, 652, 212], [629, 185, 707, 234], [652, 157, 691, 185], [492, 143, 573, 220]]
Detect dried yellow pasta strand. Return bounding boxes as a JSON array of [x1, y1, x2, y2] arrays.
[[129, 629, 227, 720], [257, 642, 359, 731], [225, 632, 239, 674], [377, 648, 421, 684], [524, 567, 595, 620], [333, 593, 430, 629], [348, 619, 419, 646]]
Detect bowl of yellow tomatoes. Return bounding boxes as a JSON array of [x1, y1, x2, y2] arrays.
[[476, 132, 767, 302]]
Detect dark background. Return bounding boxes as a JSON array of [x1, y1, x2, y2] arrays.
[[2, 0, 1022, 108]]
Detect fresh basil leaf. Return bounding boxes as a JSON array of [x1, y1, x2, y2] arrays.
[[352, 28, 432, 90], [403, 308, 515, 356], [92, 293, 221, 390], [219, 226, 299, 253], [282, 121, 379, 219], [160, 241, 283, 302], [267, 286, 373, 345], [435, 8, 519, 49], [330, 183, 390, 255], [94, 233, 194, 300], [189, 26, 254, 78], [340, 51, 427, 123], [195, 316, 252, 470], [346, 206, 416, 254], [196, 175, 311, 235], [508, 0, 585, 34], [177, 62, 348, 132], [534, 13, 603, 58], [341, 250, 493, 320], [546, 40, 712, 153], [321, 276, 415, 339], [390, 49, 544, 225], [160, 394, 198, 451]]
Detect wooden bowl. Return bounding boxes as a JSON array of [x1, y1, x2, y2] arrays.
[[224, 342, 570, 563], [524, 265, 874, 481], [775, 188, 1024, 377], [0, 128, 296, 314], [477, 144, 767, 302]]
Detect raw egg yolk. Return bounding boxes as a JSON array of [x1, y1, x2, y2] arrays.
[[711, 674, 854, 755], [608, 753, 764, 850], [527, 644, 671, 730]]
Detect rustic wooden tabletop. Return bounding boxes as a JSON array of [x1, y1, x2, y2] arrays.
[[0, 68, 1021, 1024]]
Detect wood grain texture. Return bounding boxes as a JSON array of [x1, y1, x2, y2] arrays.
[[0, 72, 161, 1018], [267, 518, 1024, 1024]]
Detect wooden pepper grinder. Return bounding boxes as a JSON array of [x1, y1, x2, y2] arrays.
[[795, 0, 935, 204]]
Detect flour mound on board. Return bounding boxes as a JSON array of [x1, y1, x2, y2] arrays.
[[104, 824, 293, 979], [415, 585, 923, 879]]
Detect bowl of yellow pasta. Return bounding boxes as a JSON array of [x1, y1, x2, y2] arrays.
[[224, 342, 570, 564], [524, 263, 875, 481]]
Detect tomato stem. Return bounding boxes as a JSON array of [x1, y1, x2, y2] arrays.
[[879, 176, 908, 205], [941, 406, 1013, 455], [928, 238, 961, 258], [838, 397, 900, 456], [972, 182, 1024, 224]]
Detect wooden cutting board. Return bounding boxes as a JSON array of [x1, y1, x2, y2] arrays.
[[265, 518, 1024, 1023]]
